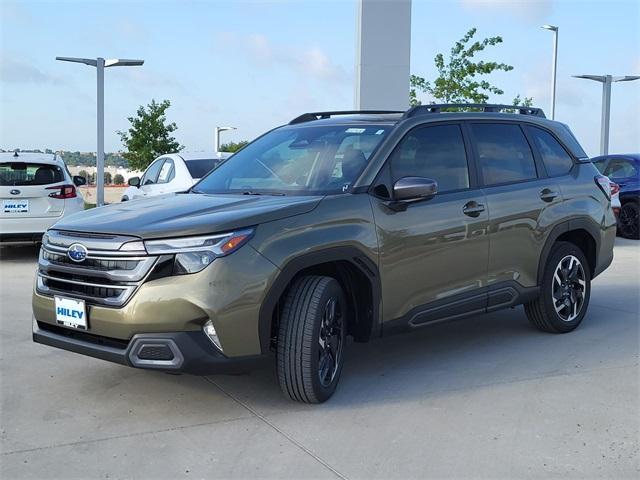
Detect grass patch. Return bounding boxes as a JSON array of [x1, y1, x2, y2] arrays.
[[84, 202, 96, 210]]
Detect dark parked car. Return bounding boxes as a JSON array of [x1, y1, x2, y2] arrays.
[[593, 154, 640, 239]]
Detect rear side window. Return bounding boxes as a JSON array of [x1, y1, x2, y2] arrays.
[[185, 159, 219, 179], [528, 126, 574, 176], [605, 158, 638, 180], [0, 163, 64, 186], [389, 124, 469, 192], [471, 123, 537, 185]]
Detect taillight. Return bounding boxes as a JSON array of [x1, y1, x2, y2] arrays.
[[46, 184, 77, 199], [594, 175, 612, 200], [609, 181, 620, 197]]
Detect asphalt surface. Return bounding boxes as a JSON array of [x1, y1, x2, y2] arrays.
[[1, 239, 638, 479]]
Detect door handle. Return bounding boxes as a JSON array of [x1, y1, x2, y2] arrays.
[[462, 201, 485, 217], [539, 188, 559, 202]]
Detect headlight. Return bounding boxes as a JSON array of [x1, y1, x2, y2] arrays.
[[144, 228, 254, 274]]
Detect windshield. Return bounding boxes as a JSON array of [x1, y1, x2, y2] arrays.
[[192, 124, 391, 195], [0, 162, 64, 186], [185, 159, 221, 179]]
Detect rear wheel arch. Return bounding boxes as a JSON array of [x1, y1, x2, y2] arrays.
[[258, 247, 381, 354], [538, 218, 600, 284]]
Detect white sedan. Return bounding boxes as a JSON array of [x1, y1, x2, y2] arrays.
[[121, 152, 232, 202], [0, 152, 85, 244]]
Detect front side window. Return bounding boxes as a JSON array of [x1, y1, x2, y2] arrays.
[[472, 123, 537, 186], [157, 159, 175, 184], [193, 124, 391, 195], [528, 126, 574, 176], [0, 163, 64, 186], [142, 159, 165, 185], [389, 124, 469, 192]]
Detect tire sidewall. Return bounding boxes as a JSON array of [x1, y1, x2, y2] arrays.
[[541, 243, 592, 332], [309, 279, 347, 402]]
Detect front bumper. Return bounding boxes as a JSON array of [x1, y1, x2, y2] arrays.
[[33, 319, 267, 374]]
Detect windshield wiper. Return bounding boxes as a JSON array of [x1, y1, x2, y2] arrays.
[[242, 191, 285, 196]]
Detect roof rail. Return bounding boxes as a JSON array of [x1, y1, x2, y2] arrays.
[[289, 110, 404, 125], [402, 104, 546, 119]]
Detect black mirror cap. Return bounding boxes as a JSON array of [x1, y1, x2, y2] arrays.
[[128, 176, 140, 187], [393, 176, 438, 202], [72, 175, 87, 187]]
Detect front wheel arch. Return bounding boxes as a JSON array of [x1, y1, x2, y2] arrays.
[[258, 247, 380, 354]]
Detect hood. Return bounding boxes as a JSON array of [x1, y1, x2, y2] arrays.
[[53, 193, 323, 239]]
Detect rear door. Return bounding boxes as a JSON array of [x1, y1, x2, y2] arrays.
[[468, 122, 562, 293], [0, 162, 66, 219]]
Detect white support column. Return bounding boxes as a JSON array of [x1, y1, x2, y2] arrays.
[[355, 0, 412, 110], [96, 57, 105, 207]]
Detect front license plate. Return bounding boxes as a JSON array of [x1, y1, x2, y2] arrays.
[[3, 199, 29, 213], [55, 296, 87, 330]]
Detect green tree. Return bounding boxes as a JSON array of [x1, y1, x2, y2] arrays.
[[78, 170, 89, 182], [410, 28, 527, 107], [104, 172, 113, 185], [113, 173, 125, 185], [220, 140, 249, 153], [117, 99, 183, 171]]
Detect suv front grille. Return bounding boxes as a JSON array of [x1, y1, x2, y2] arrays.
[[42, 250, 139, 271], [36, 230, 158, 307]]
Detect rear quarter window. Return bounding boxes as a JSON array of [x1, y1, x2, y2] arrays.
[[0, 163, 64, 186], [527, 126, 574, 176]]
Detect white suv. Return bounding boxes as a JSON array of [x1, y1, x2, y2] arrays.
[[121, 152, 232, 201], [0, 152, 85, 244]]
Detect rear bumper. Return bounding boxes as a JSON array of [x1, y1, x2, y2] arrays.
[[32, 319, 267, 375], [0, 232, 45, 244], [0, 216, 60, 243]]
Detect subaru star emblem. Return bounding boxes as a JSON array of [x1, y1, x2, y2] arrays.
[[67, 243, 88, 263], [10, 189, 20, 195]]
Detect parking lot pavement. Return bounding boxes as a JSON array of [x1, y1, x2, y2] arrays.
[[1, 240, 638, 479]]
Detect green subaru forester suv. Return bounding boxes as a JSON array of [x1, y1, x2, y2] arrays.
[[33, 105, 616, 403]]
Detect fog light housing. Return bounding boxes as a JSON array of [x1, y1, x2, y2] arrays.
[[203, 320, 223, 352]]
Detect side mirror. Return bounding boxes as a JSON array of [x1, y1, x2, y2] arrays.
[[393, 176, 438, 203], [128, 176, 140, 187], [72, 175, 86, 187]]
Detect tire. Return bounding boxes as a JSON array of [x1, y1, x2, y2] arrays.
[[121, 196, 128, 202], [525, 241, 591, 333], [618, 201, 639, 240], [277, 275, 347, 403]]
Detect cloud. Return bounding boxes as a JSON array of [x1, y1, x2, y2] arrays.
[[216, 32, 349, 83], [459, 0, 553, 23], [0, 57, 64, 85]]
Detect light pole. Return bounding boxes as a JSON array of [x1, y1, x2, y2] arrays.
[[573, 75, 640, 155], [56, 57, 144, 206], [214, 126, 236, 156], [541, 25, 559, 120]]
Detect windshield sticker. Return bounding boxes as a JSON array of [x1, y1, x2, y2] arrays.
[[345, 128, 366, 134]]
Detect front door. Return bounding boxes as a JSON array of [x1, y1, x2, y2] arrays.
[[371, 123, 490, 327]]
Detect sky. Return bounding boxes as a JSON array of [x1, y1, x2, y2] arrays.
[[1, 0, 639, 157]]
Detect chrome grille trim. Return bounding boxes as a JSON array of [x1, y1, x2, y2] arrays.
[[37, 231, 160, 307], [36, 275, 134, 307], [39, 249, 157, 282], [46, 229, 146, 254]]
